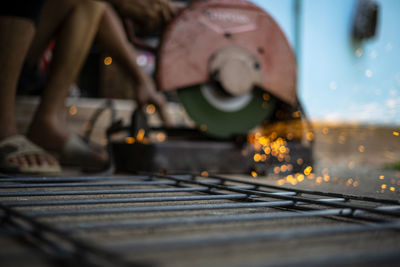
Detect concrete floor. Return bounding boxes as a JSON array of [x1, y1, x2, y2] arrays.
[[14, 96, 400, 200], [3, 96, 398, 266]]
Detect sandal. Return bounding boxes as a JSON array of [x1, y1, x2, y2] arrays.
[[0, 135, 61, 174], [58, 134, 108, 172]]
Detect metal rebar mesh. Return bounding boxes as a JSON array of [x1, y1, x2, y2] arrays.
[[1, 174, 399, 266]]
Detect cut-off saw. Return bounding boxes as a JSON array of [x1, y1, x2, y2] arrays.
[[110, 0, 313, 175]]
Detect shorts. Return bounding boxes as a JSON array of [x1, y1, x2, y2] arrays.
[[0, 0, 45, 25]]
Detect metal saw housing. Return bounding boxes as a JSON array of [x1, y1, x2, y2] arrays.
[[156, 0, 297, 106]]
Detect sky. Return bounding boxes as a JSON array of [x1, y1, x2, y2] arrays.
[[251, 0, 400, 125]]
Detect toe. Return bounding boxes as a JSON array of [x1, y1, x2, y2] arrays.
[[27, 154, 38, 166], [18, 156, 29, 166], [36, 154, 49, 166], [8, 157, 19, 166], [46, 155, 58, 166]]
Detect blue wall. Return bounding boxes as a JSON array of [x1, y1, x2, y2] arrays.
[[252, 0, 400, 125]]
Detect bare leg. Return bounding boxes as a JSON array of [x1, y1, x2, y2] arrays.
[[96, 5, 172, 126], [28, 0, 105, 153], [0, 17, 59, 168], [25, 0, 79, 68], [0, 17, 35, 140]]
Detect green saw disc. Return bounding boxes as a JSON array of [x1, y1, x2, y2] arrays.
[[177, 84, 276, 138]]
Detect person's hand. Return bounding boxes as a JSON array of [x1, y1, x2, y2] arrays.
[[134, 70, 173, 127], [115, 0, 175, 32]]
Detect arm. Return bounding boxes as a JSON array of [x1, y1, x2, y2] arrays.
[[97, 3, 172, 126], [102, 0, 175, 32]]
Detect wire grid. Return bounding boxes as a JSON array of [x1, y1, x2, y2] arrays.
[[1, 173, 400, 267]]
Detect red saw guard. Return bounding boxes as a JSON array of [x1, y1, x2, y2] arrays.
[[156, 0, 297, 106]]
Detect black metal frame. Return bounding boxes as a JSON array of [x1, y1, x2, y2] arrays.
[[1, 173, 399, 266]]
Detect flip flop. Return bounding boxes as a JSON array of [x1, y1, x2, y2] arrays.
[[58, 134, 108, 172], [0, 135, 61, 174]]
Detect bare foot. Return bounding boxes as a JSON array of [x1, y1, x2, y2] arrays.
[[27, 114, 108, 167], [0, 134, 60, 173], [7, 152, 58, 167], [27, 114, 70, 152]]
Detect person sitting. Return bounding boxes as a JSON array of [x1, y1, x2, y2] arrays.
[[0, 0, 175, 174]]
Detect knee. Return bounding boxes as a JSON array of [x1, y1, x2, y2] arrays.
[[75, 0, 105, 17]]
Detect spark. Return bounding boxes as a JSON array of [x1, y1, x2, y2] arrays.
[[262, 93, 270, 101], [306, 132, 314, 141], [69, 106, 77, 116], [200, 124, 208, 131], [280, 165, 288, 172], [125, 137, 135, 144], [338, 135, 346, 144], [379, 175, 385, 180], [104, 56, 112, 66], [304, 166, 312, 176], [381, 184, 387, 189], [136, 129, 145, 142], [348, 161, 355, 169], [156, 132, 166, 142], [258, 136, 269, 146], [201, 171, 209, 177], [249, 132, 290, 166], [264, 147, 271, 154], [261, 154, 267, 161], [251, 171, 258, 178], [146, 104, 156, 114], [253, 153, 262, 162], [292, 111, 301, 118], [390, 187, 396, 192], [358, 145, 365, 153], [393, 131, 399, 136]]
